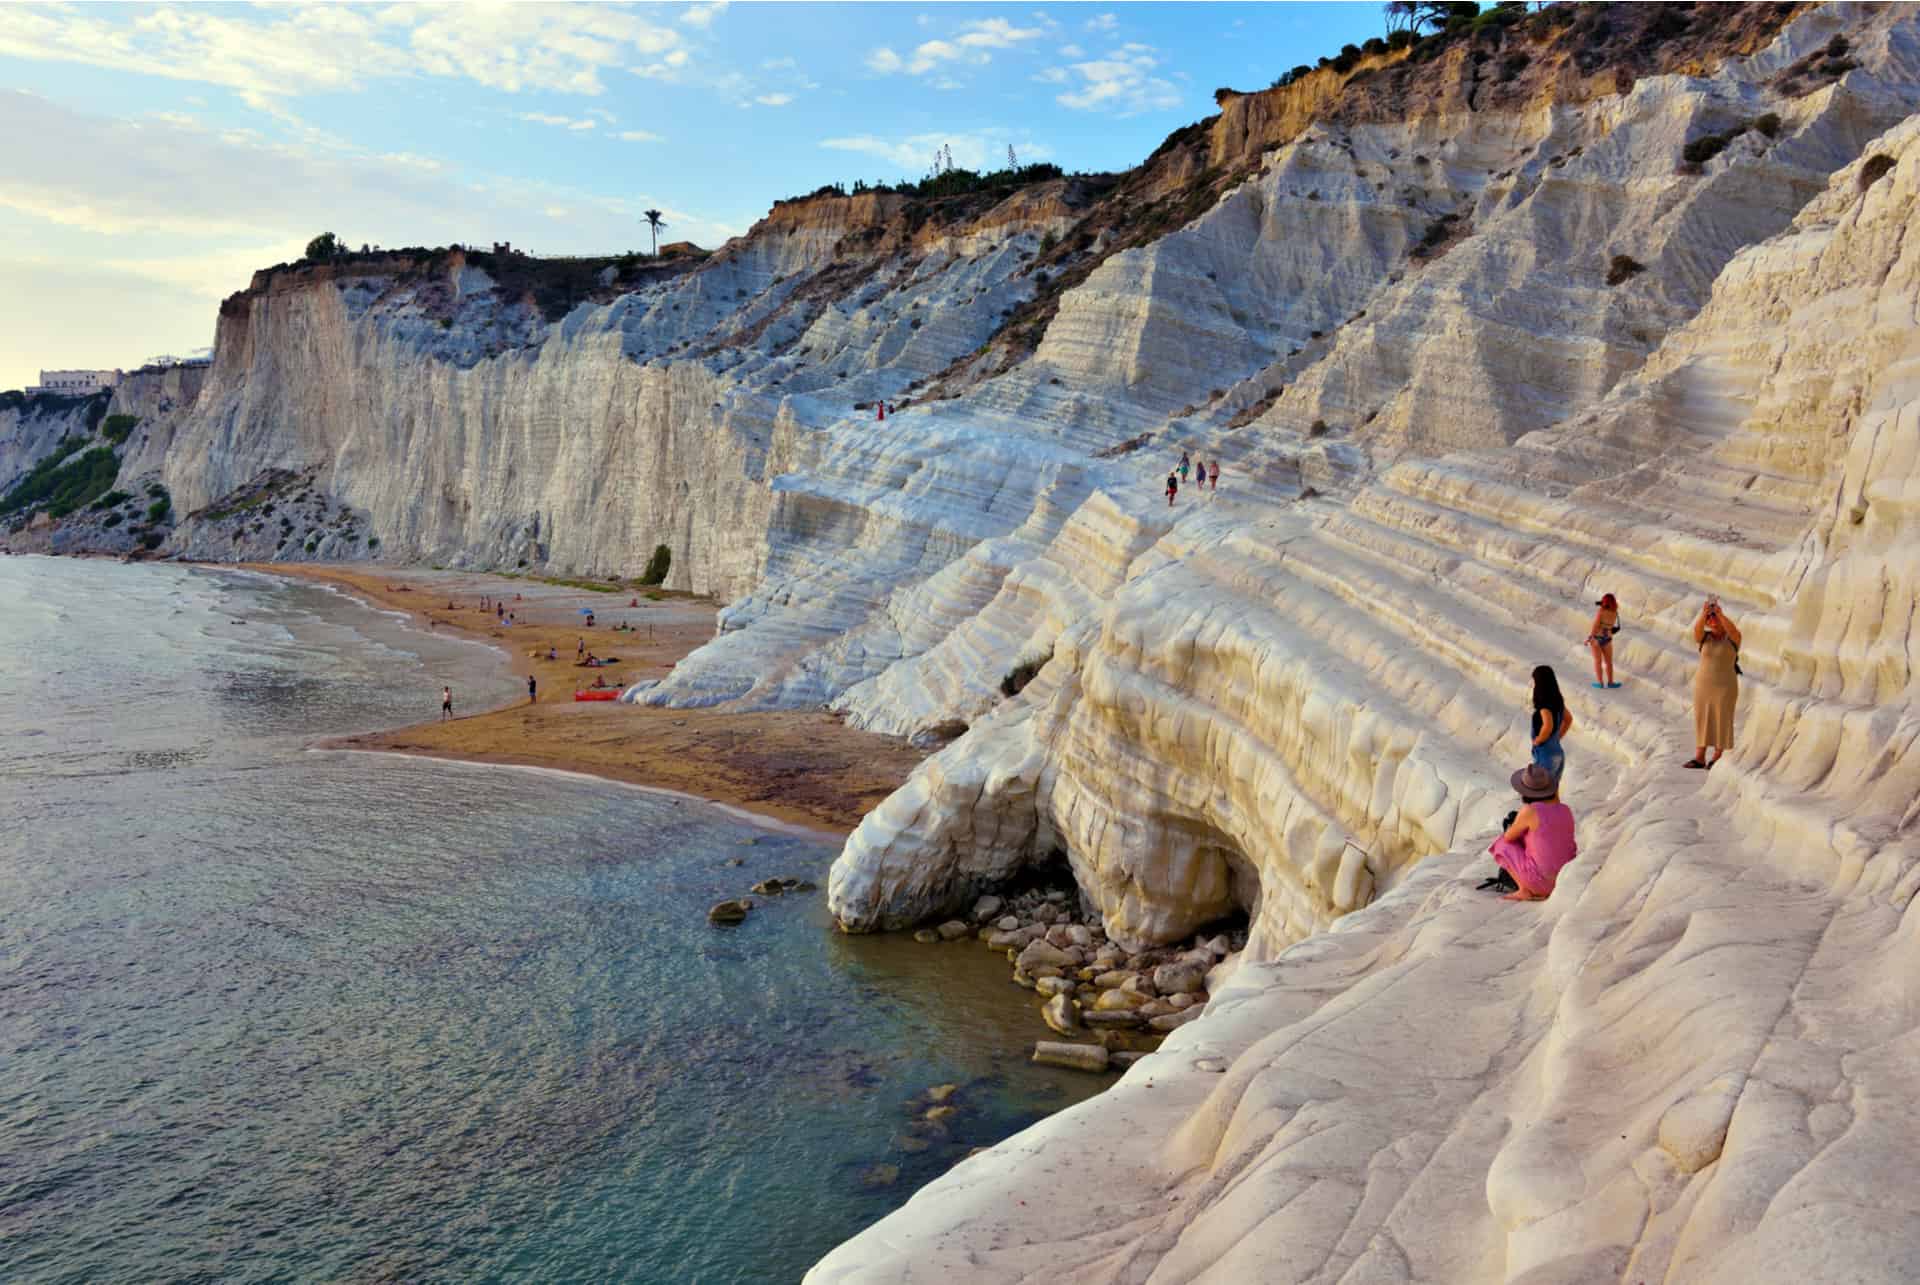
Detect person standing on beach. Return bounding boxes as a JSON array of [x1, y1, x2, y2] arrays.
[[1166, 470, 1179, 507], [441, 686, 453, 720], [527, 674, 537, 704], [1209, 460, 1220, 492], [1179, 451, 1191, 483]]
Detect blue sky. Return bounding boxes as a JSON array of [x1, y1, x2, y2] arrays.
[[0, 2, 1387, 392]]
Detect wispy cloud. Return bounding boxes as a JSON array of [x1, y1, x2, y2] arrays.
[[679, 1, 729, 30], [618, 129, 664, 142], [1048, 44, 1181, 115], [752, 93, 794, 107], [865, 17, 1047, 79], [1085, 12, 1118, 32], [520, 112, 598, 131], [0, 3, 688, 101]]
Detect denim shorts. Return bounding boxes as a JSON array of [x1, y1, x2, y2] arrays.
[[1532, 742, 1565, 782]]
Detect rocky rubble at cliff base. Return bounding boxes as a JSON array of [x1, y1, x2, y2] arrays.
[[908, 883, 1245, 1070]]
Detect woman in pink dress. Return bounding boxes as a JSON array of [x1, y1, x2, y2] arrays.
[[1489, 763, 1578, 901]]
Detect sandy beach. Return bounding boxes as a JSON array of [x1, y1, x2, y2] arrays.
[[254, 563, 927, 835]]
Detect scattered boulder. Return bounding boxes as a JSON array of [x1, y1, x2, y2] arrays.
[[973, 895, 1005, 922], [924, 1105, 957, 1123], [1153, 962, 1207, 995], [1094, 988, 1144, 1012], [860, 1163, 901, 1188], [996, 915, 1021, 932], [914, 928, 941, 944], [708, 898, 752, 925], [1043, 992, 1082, 1036], [1017, 939, 1075, 971], [1150, 1008, 1204, 1033], [926, 1083, 958, 1104], [1032, 1041, 1109, 1073], [1035, 976, 1075, 997], [936, 920, 971, 941], [1083, 1009, 1146, 1030], [1094, 970, 1136, 990]]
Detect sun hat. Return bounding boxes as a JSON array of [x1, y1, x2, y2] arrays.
[[1511, 764, 1560, 801], [1597, 592, 1618, 609]]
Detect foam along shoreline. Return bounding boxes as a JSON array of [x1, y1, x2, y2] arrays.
[[254, 563, 929, 836], [311, 746, 847, 844]]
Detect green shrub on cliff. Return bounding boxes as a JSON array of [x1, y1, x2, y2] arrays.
[[2, 444, 120, 517], [640, 544, 672, 586], [100, 414, 140, 444]]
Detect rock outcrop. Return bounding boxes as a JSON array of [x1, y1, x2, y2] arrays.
[[10, 4, 1920, 1277], [809, 71, 1920, 1285]]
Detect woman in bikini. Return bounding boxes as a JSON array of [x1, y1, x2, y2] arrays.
[[1587, 592, 1621, 689]]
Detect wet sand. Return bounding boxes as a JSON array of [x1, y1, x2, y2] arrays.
[[253, 564, 927, 835]]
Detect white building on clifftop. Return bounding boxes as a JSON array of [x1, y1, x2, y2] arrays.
[[28, 369, 122, 396]]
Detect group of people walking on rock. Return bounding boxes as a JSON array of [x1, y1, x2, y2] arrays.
[[1166, 450, 1219, 505], [1481, 591, 1744, 902]]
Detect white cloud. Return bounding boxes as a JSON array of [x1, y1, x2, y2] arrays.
[[820, 130, 1053, 174], [1059, 42, 1084, 57], [866, 17, 1045, 78], [1085, 12, 1118, 32], [753, 93, 794, 107], [955, 18, 1046, 50], [1050, 44, 1182, 116], [679, 1, 729, 29], [618, 129, 663, 142], [762, 56, 798, 70], [0, 3, 688, 101], [518, 111, 598, 130]]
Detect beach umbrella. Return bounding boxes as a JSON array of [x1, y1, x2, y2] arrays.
[[577, 607, 595, 614]]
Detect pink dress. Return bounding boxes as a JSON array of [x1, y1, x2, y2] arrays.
[[1490, 802, 1578, 896]]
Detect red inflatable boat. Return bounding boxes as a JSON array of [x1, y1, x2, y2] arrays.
[[574, 688, 621, 702]]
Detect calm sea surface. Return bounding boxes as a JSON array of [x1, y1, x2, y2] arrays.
[[0, 556, 1099, 1283]]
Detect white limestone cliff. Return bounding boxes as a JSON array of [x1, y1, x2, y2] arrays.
[[9, 4, 1920, 1276], [807, 83, 1920, 1285]]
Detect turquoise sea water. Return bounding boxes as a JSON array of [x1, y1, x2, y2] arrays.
[[0, 557, 1099, 1283]]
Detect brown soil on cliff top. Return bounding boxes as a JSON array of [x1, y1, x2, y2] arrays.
[[255, 563, 926, 835]]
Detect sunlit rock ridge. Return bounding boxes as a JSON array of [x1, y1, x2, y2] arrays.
[[9, 2, 1920, 1278]]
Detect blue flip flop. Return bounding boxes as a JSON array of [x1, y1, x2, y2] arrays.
[[1606, 682, 1622, 688], [1592, 682, 1605, 688]]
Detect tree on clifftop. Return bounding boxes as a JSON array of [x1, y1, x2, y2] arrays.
[[642, 209, 666, 257], [305, 232, 341, 262]]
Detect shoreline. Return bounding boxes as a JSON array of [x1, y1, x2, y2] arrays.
[[244, 562, 928, 836]]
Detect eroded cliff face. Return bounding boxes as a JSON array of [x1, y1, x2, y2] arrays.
[[811, 111, 1920, 1282], [10, 6, 1920, 1275]]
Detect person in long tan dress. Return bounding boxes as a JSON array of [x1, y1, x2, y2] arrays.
[[1688, 598, 1741, 769]]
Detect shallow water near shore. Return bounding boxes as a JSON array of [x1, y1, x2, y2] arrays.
[[0, 556, 1103, 1283]]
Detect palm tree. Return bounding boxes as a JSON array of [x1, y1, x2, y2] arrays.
[[643, 209, 667, 258]]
